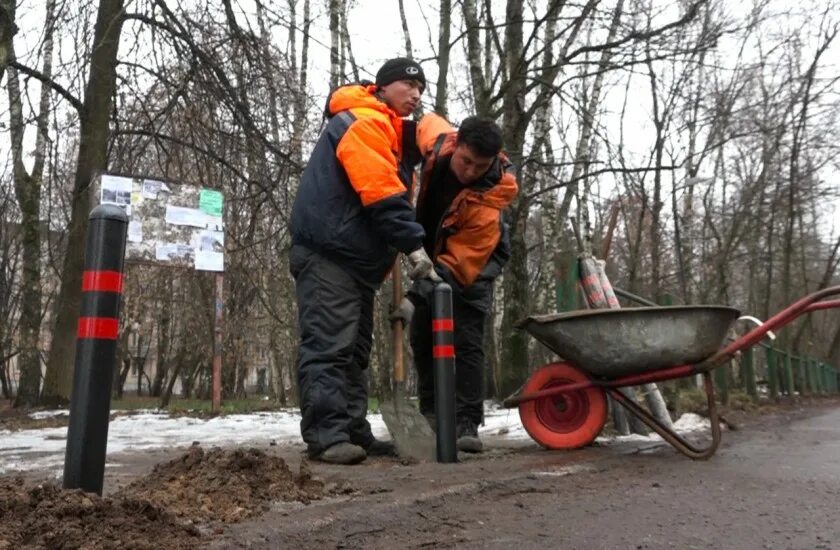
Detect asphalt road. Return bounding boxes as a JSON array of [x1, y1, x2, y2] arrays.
[[216, 404, 840, 549]]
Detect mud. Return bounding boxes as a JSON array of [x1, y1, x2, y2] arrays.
[[0, 478, 201, 550], [117, 445, 334, 523], [0, 446, 344, 549]]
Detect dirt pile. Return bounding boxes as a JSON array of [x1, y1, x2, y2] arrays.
[[0, 478, 201, 550], [118, 445, 328, 523]]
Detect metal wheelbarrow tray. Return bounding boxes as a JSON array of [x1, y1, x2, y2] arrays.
[[517, 306, 740, 379], [502, 286, 840, 460]]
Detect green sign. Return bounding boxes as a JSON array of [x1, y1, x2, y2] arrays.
[[199, 188, 223, 217]]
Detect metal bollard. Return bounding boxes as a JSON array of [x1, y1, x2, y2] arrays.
[[433, 282, 457, 463], [63, 205, 128, 494]]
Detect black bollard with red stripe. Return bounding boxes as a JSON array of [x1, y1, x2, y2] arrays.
[[63, 204, 128, 494], [433, 282, 457, 463]]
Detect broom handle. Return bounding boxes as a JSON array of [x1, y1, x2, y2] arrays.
[[391, 258, 405, 383]]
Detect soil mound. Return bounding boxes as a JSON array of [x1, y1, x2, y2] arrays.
[[118, 445, 326, 523], [0, 478, 201, 550]]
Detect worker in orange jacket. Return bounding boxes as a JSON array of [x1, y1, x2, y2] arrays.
[[392, 113, 518, 453], [290, 58, 440, 465]]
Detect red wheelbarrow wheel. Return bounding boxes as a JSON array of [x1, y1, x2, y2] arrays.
[[518, 362, 608, 449]]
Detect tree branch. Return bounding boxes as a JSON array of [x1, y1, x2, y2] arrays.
[[8, 60, 83, 112], [526, 165, 677, 200]]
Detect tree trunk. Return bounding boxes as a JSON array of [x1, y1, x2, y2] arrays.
[[7, 0, 55, 407], [647, 56, 665, 303], [269, 329, 287, 406], [0, 345, 12, 399], [160, 355, 189, 409], [151, 277, 172, 397], [328, 0, 340, 89], [396, 0, 413, 58], [828, 326, 840, 367], [0, 0, 15, 86], [497, 0, 527, 398], [339, 0, 358, 81], [461, 0, 489, 115], [434, 0, 451, 115], [42, 0, 125, 406]]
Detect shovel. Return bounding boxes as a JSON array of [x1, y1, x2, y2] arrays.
[[379, 260, 436, 461]]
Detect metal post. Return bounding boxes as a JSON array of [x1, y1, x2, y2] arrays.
[[212, 273, 223, 413], [766, 346, 779, 401], [814, 361, 823, 395], [742, 346, 757, 401], [784, 353, 795, 398], [825, 365, 831, 393], [797, 356, 809, 397], [63, 205, 128, 495], [433, 282, 457, 463]]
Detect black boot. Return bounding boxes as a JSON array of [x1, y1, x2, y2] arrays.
[[364, 438, 398, 457], [456, 418, 483, 453], [315, 442, 367, 465]]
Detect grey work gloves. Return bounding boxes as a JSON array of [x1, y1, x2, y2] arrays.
[[390, 297, 414, 327], [407, 248, 442, 282]]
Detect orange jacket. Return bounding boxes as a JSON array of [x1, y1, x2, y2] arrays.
[[329, 85, 418, 206], [415, 113, 519, 288]]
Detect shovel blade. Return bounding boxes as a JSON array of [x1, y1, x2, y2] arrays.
[[380, 392, 436, 461]]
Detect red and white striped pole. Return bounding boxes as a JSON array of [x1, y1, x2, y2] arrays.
[[433, 282, 457, 463], [63, 204, 128, 494]]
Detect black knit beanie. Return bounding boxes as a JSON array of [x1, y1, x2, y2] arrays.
[[375, 58, 426, 91]]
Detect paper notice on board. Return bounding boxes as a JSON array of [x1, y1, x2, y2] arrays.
[[165, 205, 207, 228], [199, 189, 223, 217], [204, 215, 223, 231], [155, 243, 194, 262], [194, 229, 224, 252], [101, 175, 132, 206], [142, 179, 170, 199], [195, 250, 224, 272], [128, 221, 143, 243]]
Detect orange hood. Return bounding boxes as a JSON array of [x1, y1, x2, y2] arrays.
[[477, 167, 518, 210], [327, 84, 395, 118]]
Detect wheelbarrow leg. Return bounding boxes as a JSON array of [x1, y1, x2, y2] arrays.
[[607, 371, 722, 460]]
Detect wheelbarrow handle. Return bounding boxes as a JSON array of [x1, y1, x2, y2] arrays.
[[706, 285, 840, 365]]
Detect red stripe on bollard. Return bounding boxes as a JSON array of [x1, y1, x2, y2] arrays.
[[432, 318, 454, 331], [77, 317, 119, 340], [82, 270, 124, 293], [433, 345, 455, 358]]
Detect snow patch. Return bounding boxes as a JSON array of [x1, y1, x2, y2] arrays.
[[28, 410, 70, 420], [1, 403, 712, 475], [1, 409, 389, 475]]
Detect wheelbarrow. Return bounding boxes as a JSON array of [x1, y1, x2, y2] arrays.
[[502, 285, 840, 459]]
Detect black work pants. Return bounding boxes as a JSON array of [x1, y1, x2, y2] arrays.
[[290, 245, 376, 456], [409, 282, 487, 424]]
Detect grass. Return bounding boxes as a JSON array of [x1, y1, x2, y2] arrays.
[[110, 395, 382, 415]]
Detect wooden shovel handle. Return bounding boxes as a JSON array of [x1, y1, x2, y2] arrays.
[[391, 258, 405, 383]]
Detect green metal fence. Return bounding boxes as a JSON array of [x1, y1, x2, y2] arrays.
[[723, 342, 840, 401]]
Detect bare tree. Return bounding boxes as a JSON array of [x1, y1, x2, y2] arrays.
[[5, 0, 56, 406], [42, 0, 126, 405], [434, 0, 451, 115]]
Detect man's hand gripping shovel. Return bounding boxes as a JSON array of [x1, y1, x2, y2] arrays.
[[379, 258, 436, 461]]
